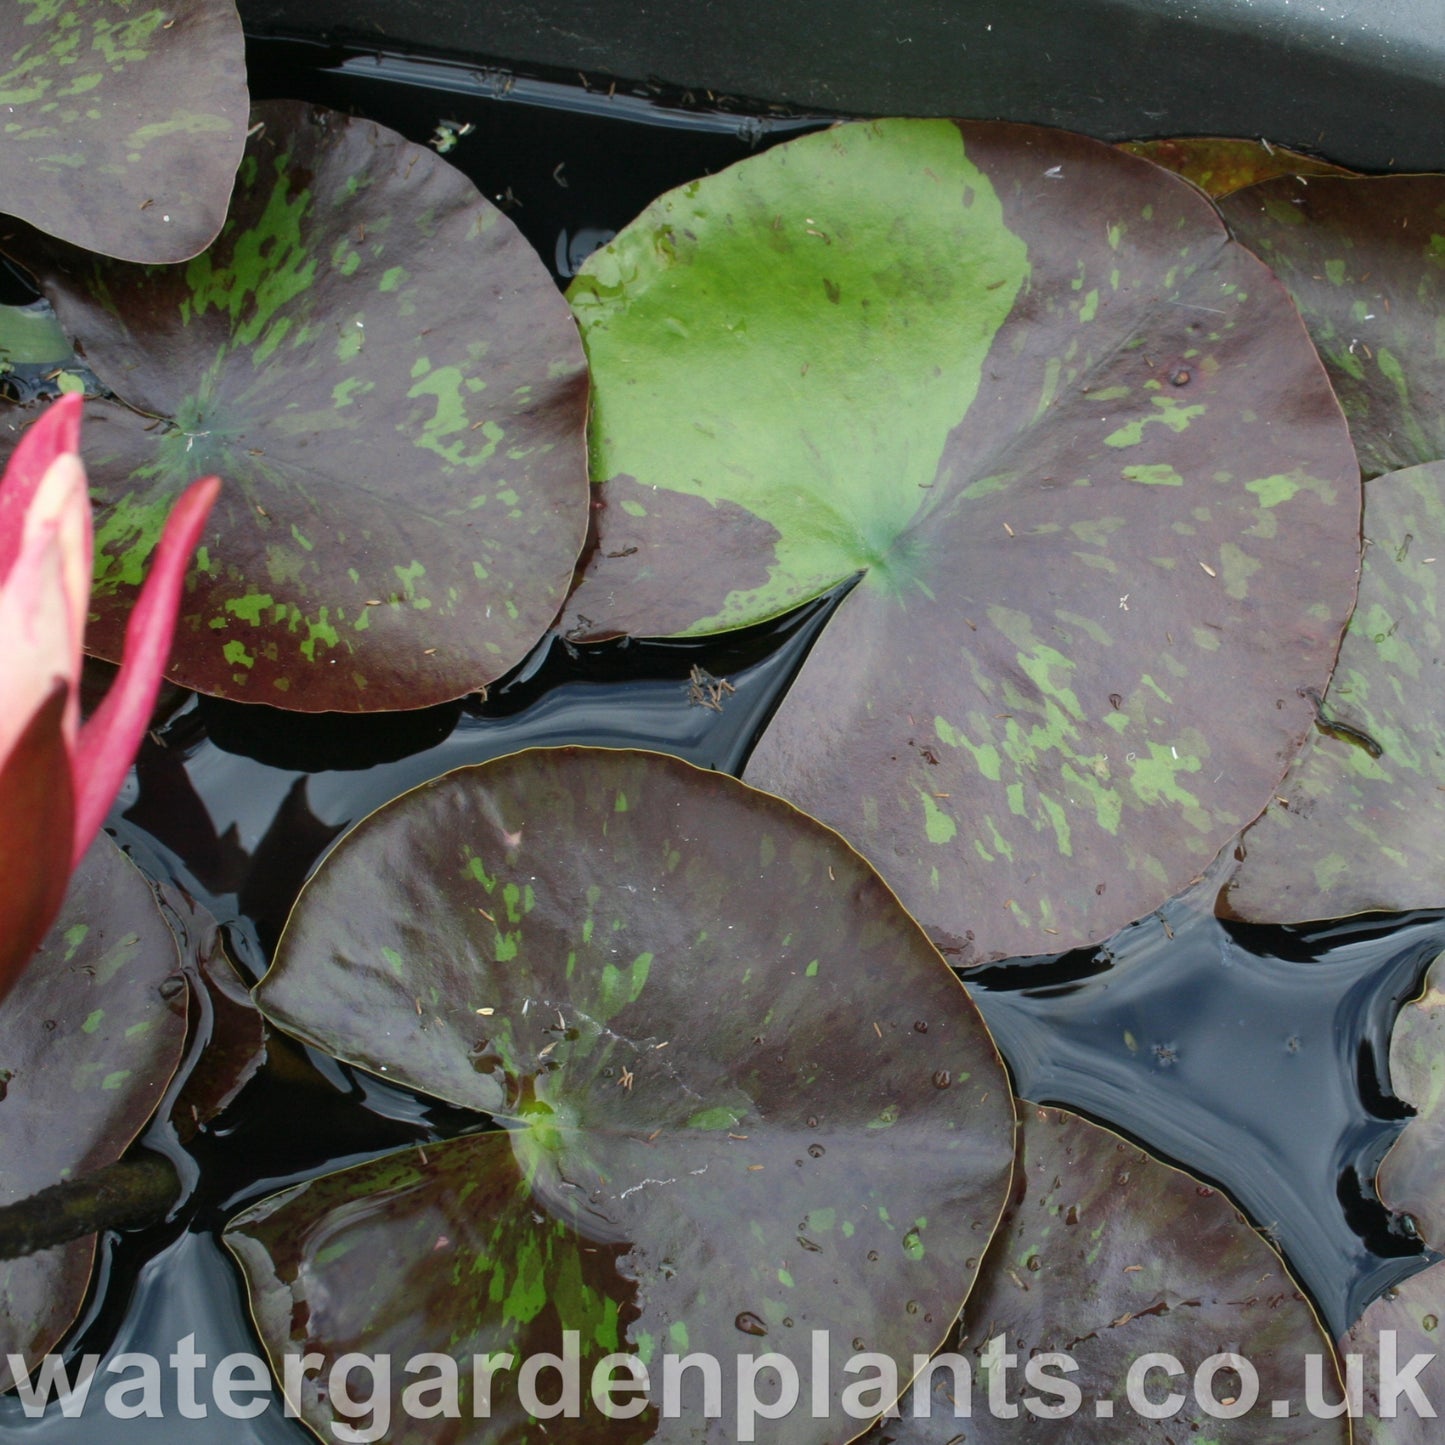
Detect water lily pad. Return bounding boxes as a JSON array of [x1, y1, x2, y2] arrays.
[[565, 119, 1360, 962], [1220, 462, 1445, 924], [0, 0, 247, 263], [865, 1105, 1346, 1442], [0, 833, 187, 1391], [1220, 173, 1445, 479], [1375, 952, 1445, 1251], [1339, 1262, 1445, 1445], [227, 746, 1015, 1442], [1118, 137, 1350, 197], [2, 99, 590, 711]]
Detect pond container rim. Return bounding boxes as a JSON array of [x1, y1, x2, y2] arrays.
[[237, 0, 1445, 173]]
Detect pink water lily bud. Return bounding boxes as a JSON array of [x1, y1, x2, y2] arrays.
[[0, 394, 219, 999]]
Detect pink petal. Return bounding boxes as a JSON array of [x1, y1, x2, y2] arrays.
[[0, 394, 83, 587], [72, 475, 220, 864], [0, 501, 80, 771], [20, 453, 93, 738]]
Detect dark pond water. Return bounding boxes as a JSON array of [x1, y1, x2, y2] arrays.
[[2, 33, 1435, 1438]]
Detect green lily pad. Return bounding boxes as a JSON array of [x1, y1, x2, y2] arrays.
[[0, 833, 187, 1392], [865, 1105, 1346, 1442], [1220, 462, 1445, 924], [0, 0, 247, 263], [2, 98, 590, 712], [1219, 173, 1445, 479], [1375, 952, 1445, 1251], [1339, 1262, 1445, 1445], [227, 746, 1015, 1442], [564, 119, 1360, 963], [1118, 137, 1350, 197]]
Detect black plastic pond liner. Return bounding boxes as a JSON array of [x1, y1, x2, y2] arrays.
[[237, 0, 1445, 171]]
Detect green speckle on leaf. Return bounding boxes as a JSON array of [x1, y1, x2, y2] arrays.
[[1104, 396, 1206, 448], [598, 951, 652, 1018], [226, 592, 275, 626], [687, 1106, 743, 1131], [1122, 463, 1184, 486], [918, 789, 958, 845]]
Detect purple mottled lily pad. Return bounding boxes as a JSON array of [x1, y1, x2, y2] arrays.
[[1375, 952, 1445, 1251], [0, 834, 187, 1391], [0, 0, 247, 263], [864, 1105, 1346, 1442], [1221, 463, 1445, 924], [565, 119, 1360, 963], [1220, 173, 1445, 478], [1119, 137, 1350, 198], [1, 99, 590, 711], [1339, 1262, 1445, 1445], [227, 747, 1015, 1443]]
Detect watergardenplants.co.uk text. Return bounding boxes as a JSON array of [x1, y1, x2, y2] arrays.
[[6, 1330, 1436, 1440]]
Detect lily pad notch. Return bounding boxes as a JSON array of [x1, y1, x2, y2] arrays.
[[565, 118, 1362, 963]]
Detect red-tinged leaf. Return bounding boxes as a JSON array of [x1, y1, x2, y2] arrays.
[[1119, 136, 1351, 198], [0, 478, 81, 769], [71, 475, 219, 863], [0, 685, 73, 1001], [1219, 174, 1445, 479], [0, 392, 81, 583], [13, 449, 92, 748]]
